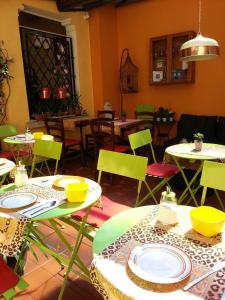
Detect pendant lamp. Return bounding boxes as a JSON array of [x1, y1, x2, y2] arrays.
[[180, 0, 219, 61]]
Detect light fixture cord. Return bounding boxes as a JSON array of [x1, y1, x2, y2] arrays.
[[198, 0, 202, 34]]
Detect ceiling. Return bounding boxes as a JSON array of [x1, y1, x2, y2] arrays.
[[56, 0, 142, 12]]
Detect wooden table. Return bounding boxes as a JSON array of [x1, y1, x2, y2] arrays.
[[92, 205, 225, 300]]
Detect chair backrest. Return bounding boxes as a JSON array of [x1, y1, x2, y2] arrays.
[[0, 124, 17, 138], [135, 111, 155, 124], [41, 134, 54, 141], [90, 119, 115, 149], [136, 104, 155, 113], [128, 129, 156, 162], [44, 117, 65, 145], [200, 160, 225, 206], [33, 139, 62, 160], [30, 139, 62, 177], [97, 150, 148, 205], [97, 110, 115, 121]]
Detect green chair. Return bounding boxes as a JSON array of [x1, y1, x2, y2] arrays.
[[41, 134, 54, 141], [29, 139, 62, 178], [135, 104, 155, 135], [63, 149, 148, 240], [128, 129, 179, 205], [136, 104, 155, 113], [200, 160, 225, 210], [0, 124, 17, 160]]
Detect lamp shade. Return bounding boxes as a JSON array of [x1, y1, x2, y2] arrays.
[[180, 33, 219, 61]]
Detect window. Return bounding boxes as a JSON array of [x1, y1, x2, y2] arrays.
[[19, 12, 76, 119]]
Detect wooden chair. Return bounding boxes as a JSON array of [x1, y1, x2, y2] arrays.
[[200, 160, 225, 210], [85, 110, 115, 153], [44, 117, 84, 167], [90, 118, 129, 161], [129, 129, 179, 206], [29, 139, 62, 178], [0, 256, 28, 300]]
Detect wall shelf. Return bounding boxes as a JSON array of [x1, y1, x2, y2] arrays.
[[150, 31, 196, 85]]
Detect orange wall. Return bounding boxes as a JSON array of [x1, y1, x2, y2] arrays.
[[89, 5, 120, 115], [89, 0, 225, 120]]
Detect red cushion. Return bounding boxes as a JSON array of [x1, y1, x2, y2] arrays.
[[146, 163, 179, 178], [65, 138, 80, 147], [0, 256, 19, 293], [101, 145, 130, 153], [71, 195, 129, 228], [0, 151, 14, 159]]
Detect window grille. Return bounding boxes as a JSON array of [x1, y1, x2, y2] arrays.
[[20, 27, 76, 119]]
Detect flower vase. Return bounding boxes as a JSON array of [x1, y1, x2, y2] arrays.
[[194, 140, 203, 151]]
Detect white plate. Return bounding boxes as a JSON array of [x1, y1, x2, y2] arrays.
[[0, 158, 6, 166], [17, 134, 26, 138], [0, 192, 38, 209], [128, 243, 192, 284]]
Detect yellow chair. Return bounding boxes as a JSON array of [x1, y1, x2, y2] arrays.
[[129, 129, 179, 205], [200, 160, 225, 210], [30, 139, 62, 177]]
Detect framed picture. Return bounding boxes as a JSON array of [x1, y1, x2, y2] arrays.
[[153, 71, 163, 82]]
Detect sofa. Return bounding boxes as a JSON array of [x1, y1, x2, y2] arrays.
[[166, 114, 225, 146]]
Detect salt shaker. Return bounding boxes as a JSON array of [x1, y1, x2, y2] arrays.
[[15, 162, 28, 187], [157, 187, 178, 225]]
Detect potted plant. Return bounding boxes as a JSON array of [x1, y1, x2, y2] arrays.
[[193, 132, 204, 151], [120, 111, 127, 122]]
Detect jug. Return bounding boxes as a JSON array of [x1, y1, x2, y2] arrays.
[[157, 187, 178, 225], [15, 162, 28, 187]]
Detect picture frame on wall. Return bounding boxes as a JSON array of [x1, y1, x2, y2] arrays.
[[153, 70, 163, 82]]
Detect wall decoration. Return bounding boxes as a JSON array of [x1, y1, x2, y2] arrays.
[[119, 48, 139, 113]]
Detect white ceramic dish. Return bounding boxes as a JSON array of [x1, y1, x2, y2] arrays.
[[0, 192, 38, 209], [128, 243, 192, 284], [17, 134, 26, 138]]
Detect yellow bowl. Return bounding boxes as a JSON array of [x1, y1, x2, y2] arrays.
[[33, 132, 44, 140], [190, 206, 225, 237], [65, 182, 88, 202]]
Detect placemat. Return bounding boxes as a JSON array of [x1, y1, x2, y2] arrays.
[[91, 206, 225, 300]]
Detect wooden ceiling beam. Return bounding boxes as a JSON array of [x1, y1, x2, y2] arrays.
[[56, 0, 144, 11]]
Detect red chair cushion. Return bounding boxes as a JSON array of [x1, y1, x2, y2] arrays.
[[71, 195, 129, 228], [0, 150, 29, 160], [101, 145, 130, 153], [0, 256, 19, 293], [146, 163, 179, 178], [65, 138, 80, 147], [0, 151, 14, 159]]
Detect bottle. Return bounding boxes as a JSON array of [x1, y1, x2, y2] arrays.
[[15, 161, 28, 187], [157, 187, 178, 225], [25, 127, 32, 141]]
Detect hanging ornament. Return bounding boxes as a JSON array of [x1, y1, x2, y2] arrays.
[[120, 48, 139, 93], [57, 87, 66, 99], [40, 87, 50, 99]]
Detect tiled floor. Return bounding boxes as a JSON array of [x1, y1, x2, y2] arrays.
[[13, 155, 224, 299]]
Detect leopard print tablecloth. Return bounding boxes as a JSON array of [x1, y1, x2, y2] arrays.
[[0, 183, 66, 256], [91, 206, 225, 300]]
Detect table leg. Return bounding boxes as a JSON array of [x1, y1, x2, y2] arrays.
[[172, 156, 202, 206]]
